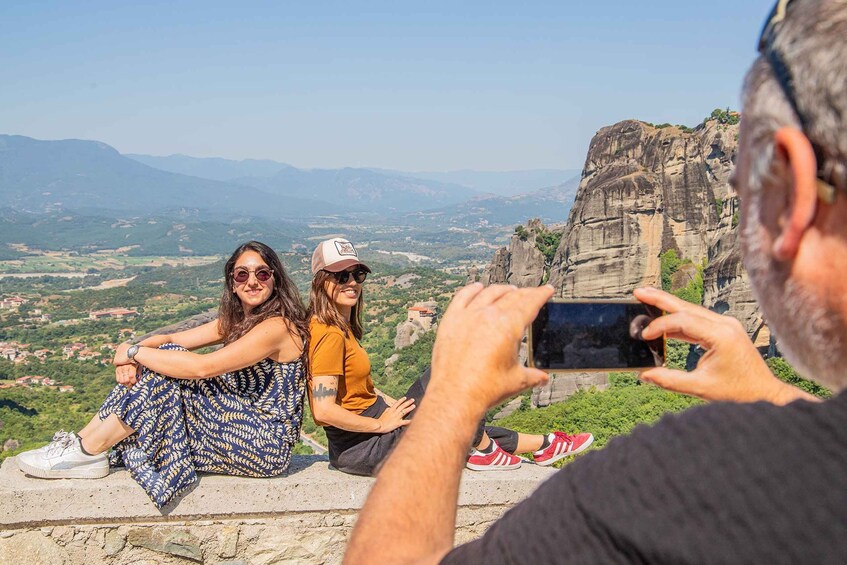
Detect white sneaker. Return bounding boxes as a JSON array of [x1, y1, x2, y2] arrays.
[[17, 433, 109, 479]]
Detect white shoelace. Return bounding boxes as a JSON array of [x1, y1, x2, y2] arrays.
[[45, 430, 76, 456]]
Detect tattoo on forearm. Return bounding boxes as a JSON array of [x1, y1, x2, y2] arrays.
[[313, 383, 337, 400]]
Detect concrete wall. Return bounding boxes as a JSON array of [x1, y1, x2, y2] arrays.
[[0, 455, 555, 564]]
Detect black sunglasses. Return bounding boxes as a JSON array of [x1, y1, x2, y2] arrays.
[[330, 268, 368, 284], [757, 0, 837, 203], [232, 267, 274, 284]]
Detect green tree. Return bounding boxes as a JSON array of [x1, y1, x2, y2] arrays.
[[767, 357, 831, 399]]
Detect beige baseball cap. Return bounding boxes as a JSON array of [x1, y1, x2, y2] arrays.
[[311, 238, 371, 274]]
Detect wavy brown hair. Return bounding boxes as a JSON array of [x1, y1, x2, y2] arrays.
[[309, 269, 365, 340], [218, 241, 309, 362]]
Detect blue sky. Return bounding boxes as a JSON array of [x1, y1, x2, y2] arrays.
[[1, 1, 774, 170]]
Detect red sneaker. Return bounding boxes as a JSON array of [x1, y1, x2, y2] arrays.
[[466, 441, 522, 471], [533, 432, 594, 466]]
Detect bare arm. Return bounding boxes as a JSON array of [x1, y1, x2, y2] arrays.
[[113, 320, 223, 366], [634, 287, 819, 405], [130, 317, 298, 380], [345, 283, 554, 564], [311, 375, 414, 434]]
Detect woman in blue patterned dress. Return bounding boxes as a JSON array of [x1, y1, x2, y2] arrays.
[[17, 241, 309, 508]]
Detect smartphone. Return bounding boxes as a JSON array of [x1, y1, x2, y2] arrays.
[[528, 300, 665, 372]]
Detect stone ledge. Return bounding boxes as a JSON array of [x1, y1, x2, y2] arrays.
[[1, 455, 557, 529]]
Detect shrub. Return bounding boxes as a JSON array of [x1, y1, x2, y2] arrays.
[[714, 198, 724, 217], [767, 357, 831, 399], [514, 225, 529, 241]]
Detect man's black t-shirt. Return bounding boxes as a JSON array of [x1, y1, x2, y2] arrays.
[[444, 391, 847, 564]]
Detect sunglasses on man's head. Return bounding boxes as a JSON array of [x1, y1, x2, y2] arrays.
[[757, 0, 838, 203], [232, 267, 274, 284], [330, 268, 368, 284]]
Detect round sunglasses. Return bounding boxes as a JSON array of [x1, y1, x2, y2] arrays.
[[232, 267, 274, 284], [330, 268, 368, 284]]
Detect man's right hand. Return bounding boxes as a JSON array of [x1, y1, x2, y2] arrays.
[[634, 287, 816, 405], [429, 283, 554, 415]]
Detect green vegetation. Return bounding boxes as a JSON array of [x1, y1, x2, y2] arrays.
[[535, 230, 562, 268], [660, 249, 682, 292], [714, 198, 725, 218], [732, 210, 740, 228], [514, 224, 530, 241], [495, 378, 703, 455], [514, 222, 563, 282], [705, 107, 740, 126], [767, 357, 831, 399], [660, 250, 705, 305]]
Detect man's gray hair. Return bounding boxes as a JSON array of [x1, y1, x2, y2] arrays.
[[741, 0, 847, 195]]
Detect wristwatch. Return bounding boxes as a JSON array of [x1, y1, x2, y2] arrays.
[[126, 344, 140, 361]]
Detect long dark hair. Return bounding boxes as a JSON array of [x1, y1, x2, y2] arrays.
[[308, 269, 365, 340], [218, 241, 309, 361]]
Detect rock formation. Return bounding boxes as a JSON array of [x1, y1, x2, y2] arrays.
[[394, 320, 427, 349], [394, 301, 439, 350], [480, 218, 549, 288], [480, 116, 768, 406], [549, 119, 739, 299], [532, 372, 610, 406], [137, 308, 218, 341]]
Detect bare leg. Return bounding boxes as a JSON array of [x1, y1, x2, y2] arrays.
[[79, 414, 135, 455], [474, 431, 492, 451], [76, 414, 102, 439], [513, 433, 544, 454]]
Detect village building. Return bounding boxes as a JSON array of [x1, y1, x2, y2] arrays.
[[0, 296, 27, 309], [118, 328, 136, 339], [407, 302, 438, 330], [33, 349, 51, 361], [62, 343, 86, 358], [89, 308, 138, 320], [1, 348, 20, 362]]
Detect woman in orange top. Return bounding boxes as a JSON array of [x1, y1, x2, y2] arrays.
[[307, 238, 594, 476]]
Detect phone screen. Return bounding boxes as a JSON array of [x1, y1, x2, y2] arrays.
[[529, 301, 665, 371]]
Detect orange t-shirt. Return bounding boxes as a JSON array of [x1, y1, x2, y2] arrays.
[[308, 318, 377, 422]]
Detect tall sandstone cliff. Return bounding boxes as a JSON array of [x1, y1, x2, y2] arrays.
[[550, 120, 736, 295], [481, 118, 768, 407], [547, 118, 765, 340]]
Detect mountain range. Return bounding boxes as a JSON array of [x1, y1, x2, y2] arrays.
[[0, 135, 330, 219], [126, 153, 577, 198], [0, 134, 577, 224]]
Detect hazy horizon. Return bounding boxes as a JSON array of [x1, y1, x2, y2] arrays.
[[2, 1, 773, 170]]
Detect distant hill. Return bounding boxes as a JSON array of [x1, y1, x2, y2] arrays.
[[128, 154, 573, 200], [0, 209, 309, 256], [232, 167, 480, 214], [403, 175, 580, 228], [0, 135, 336, 219], [2, 135, 574, 222], [126, 154, 292, 182], [124, 151, 484, 214], [369, 168, 581, 197]]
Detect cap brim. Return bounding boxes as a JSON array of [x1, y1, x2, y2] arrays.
[[323, 259, 371, 273]]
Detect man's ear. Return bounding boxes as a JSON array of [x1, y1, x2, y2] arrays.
[[771, 127, 820, 261]]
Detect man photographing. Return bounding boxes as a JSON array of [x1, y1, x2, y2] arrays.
[[346, 0, 847, 563]]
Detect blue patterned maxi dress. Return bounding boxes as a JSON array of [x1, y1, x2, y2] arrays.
[[98, 343, 306, 508]]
